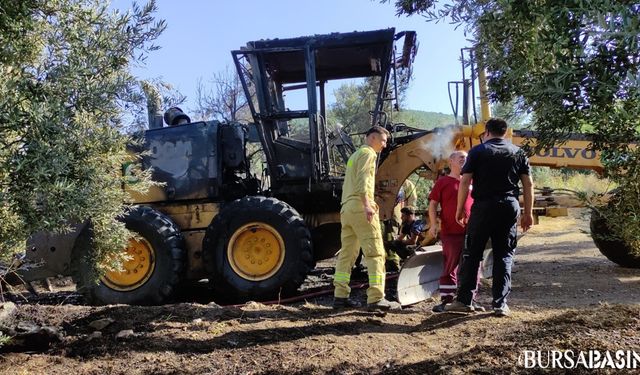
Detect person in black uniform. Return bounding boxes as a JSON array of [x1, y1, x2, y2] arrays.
[[445, 118, 534, 317]]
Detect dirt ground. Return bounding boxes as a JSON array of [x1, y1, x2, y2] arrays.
[[1, 208, 639, 374]]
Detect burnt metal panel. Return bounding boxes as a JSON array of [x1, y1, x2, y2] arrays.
[[244, 29, 396, 83], [272, 138, 311, 180], [157, 202, 219, 231], [142, 121, 220, 202], [273, 180, 343, 214], [19, 223, 87, 281], [220, 124, 246, 169], [183, 230, 207, 280]]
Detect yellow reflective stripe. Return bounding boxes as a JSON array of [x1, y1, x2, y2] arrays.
[[368, 274, 384, 284], [334, 272, 351, 282]]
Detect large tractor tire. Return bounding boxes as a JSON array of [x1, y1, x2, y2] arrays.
[[590, 209, 640, 268], [71, 206, 187, 305], [203, 196, 313, 302]]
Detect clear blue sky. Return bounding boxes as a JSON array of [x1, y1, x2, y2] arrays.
[[114, 0, 471, 115]]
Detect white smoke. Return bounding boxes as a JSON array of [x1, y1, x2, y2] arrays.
[[425, 126, 457, 161]]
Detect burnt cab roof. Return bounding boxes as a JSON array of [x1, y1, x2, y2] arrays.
[[238, 28, 399, 83]]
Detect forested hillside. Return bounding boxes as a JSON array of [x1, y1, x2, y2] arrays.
[[393, 109, 456, 130]]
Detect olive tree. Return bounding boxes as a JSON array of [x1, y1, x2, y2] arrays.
[[0, 0, 165, 269]]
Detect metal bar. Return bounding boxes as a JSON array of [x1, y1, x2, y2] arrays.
[[319, 81, 326, 121], [448, 81, 461, 125], [244, 51, 279, 181], [373, 65, 391, 126], [475, 50, 492, 122], [372, 40, 394, 126], [283, 82, 322, 92], [462, 79, 471, 126], [231, 52, 257, 119], [261, 110, 309, 120], [304, 45, 320, 183], [231, 47, 304, 54], [460, 48, 467, 85], [469, 49, 479, 124], [319, 80, 329, 176], [392, 46, 399, 110]]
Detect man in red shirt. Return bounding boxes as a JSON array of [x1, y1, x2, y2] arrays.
[[428, 150, 481, 312]]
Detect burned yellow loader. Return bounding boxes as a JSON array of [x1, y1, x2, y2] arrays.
[[19, 29, 419, 305]]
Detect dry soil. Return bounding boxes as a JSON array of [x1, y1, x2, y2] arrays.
[[1, 208, 639, 374]]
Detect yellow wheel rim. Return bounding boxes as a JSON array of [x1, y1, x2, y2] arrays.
[[101, 237, 155, 291], [227, 222, 285, 281]]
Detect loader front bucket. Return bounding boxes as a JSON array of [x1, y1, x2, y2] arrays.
[[396, 246, 495, 306], [397, 245, 443, 306]]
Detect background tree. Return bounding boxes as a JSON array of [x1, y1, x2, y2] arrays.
[[0, 0, 165, 268], [330, 73, 411, 134], [490, 99, 529, 130], [329, 80, 377, 133], [382, 0, 640, 255], [194, 66, 252, 122]]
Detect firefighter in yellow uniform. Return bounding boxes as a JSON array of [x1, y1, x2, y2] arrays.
[[333, 126, 401, 310]]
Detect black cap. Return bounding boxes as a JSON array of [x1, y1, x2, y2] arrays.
[[400, 206, 415, 215]]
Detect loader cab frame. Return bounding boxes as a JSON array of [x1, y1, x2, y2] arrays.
[[231, 28, 416, 211]]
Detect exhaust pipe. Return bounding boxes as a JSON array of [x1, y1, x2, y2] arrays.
[[141, 81, 164, 129]]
